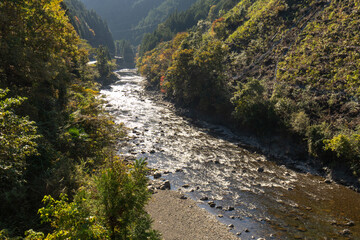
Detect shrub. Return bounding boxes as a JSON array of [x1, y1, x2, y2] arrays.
[[291, 111, 310, 135], [324, 133, 360, 171], [38, 158, 160, 240], [39, 193, 107, 240], [231, 78, 278, 133], [0, 89, 41, 189], [96, 158, 159, 240]]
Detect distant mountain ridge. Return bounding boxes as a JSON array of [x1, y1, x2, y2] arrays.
[[80, 0, 197, 43], [64, 0, 115, 54]]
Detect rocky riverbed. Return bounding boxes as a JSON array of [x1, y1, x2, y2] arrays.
[[101, 69, 360, 239]]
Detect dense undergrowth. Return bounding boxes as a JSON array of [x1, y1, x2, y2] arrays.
[[0, 0, 159, 239], [137, 0, 360, 175]]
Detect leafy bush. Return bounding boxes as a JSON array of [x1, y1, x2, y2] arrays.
[[324, 133, 360, 171], [231, 79, 278, 133], [96, 45, 111, 78], [0, 89, 40, 189], [97, 158, 159, 240], [38, 158, 160, 240], [39, 193, 107, 239], [290, 111, 310, 135]]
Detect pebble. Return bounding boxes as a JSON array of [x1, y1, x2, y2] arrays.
[[218, 214, 223, 218], [160, 180, 171, 190], [257, 167, 264, 173], [208, 201, 216, 208], [182, 184, 190, 188], [236, 232, 241, 236], [230, 216, 235, 219], [291, 203, 299, 208], [200, 196, 209, 201], [345, 221, 355, 227], [153, 172, 162, 179], [216, 206, 223, 209], [180, 195, 187, 200], [324, 179, 332, 184], [150, 149, 156, 154], [226, 206, 235, 211], [297, 227, 307, 232], [175, 169, 183, 172], [228, 224, 234, 229], [340, 229, 351, 236], [244, 228, 250, 232]]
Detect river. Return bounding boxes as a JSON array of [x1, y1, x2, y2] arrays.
[[100, 69, 360, 239]]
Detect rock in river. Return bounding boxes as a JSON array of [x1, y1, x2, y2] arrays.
[[200, 196, 209, 201], [153, 172, 162, 179], [340, 229, 351, 236], [208, 201, 216, 208], [160, 180, 171, 190]]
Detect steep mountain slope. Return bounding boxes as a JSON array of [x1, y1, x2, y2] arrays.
[[139, 0, 239, 55], [137, 0, 360, 173], [80, 0, 197, 43], [135, 0, 197, 40], [64, 0, 115, 54]]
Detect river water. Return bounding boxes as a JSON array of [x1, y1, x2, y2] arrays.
[[101, 69, 360, 240]]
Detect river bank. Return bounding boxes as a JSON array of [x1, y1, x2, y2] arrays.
[[146, 190, 239, 240]]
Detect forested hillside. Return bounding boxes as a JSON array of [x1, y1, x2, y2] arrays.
[[0, 0, 159, 238], [135, 0, 197, 39], [137, 0, 360, 174], [63, 0, 115, 54], [81, 0, 197, 44], [139, 0, 239, 55]]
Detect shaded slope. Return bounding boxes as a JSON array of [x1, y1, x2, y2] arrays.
[[64, 0, 115, 54]]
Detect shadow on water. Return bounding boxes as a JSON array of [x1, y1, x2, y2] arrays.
[[101, 69, 360, 240]]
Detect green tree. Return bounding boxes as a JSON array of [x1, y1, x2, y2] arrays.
[[38, 158, 160, 240], [0, 88, 41, 236], [39, 193, 107, 240], [96, 45, 111, 78], [115, 40, 135, 68], [0, 0, 81, 138], [96, 158, 160, 240], [0, 89, 40, 190], [231, 78, 277, 133]]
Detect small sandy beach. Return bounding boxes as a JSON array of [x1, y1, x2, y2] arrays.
[[146, 190, 238, 240]]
